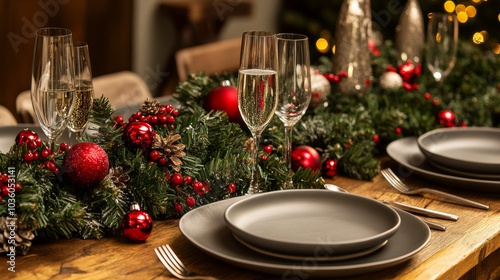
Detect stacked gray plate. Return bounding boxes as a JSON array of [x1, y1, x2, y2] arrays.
[[223, 189, 401, 260], [417, 127, 500, 177]]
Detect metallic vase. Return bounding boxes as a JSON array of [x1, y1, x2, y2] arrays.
[[395, 0, 425, 64], [331, 0, 372, 95]]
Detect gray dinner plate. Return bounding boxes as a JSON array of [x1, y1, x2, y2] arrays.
[[224, 189, 400, 256], [179, 195, 431, 278], [387, 137, 500, 193], [417, 127, 500, 174], [0, 125, 75, 153]]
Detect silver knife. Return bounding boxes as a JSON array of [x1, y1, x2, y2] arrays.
[[383, 201, 459, 221], [417, 217, 447, 231]]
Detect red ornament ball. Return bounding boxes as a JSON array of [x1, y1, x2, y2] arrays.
[[291, 145, 321, 172], [203, 83, 243, 124], [123, 121, 156, 151], [16, 129, 40, 147], [63, 142, 109, 188], [323, 159, 338, 178], [121, 203, 153, 242], [436, 110, 458, 127]]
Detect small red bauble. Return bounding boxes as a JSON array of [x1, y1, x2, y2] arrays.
[[174, 202, 184, 212], [170, 174, 183, 186], [149, 150, 160, 161], [23, 151, 34, 162], [264, 145, 273, 154], [122, 122, 156, 152], [323, 159, 338, 178], [436, 110, 458, 127], [226, 183, 236, 194], [186, 196, 196, 207], [121, 203, 153, 242], [16, 129, 40, 147], [63, 142, 109, 188], [291, 145, 321, 172], [203, 82, 243, 124]]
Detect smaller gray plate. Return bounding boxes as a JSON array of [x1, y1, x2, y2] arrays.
[[418, 127, 500, 174], [224, 189, 401, 256], [387, 137, 500, 193]]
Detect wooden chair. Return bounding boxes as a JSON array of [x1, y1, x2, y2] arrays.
[[0, 105, 17, 126], [16, 71, 152, 123], [175, 37, 241, 81]]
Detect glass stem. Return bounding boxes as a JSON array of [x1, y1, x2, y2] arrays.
[[248, 132, 262, 195], [284, 125, 293, 189], [49, 139, 56, 153], [75, 131, 82, 142]]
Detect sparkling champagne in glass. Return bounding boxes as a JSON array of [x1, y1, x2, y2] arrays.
[[237, 31, 278, 194], [31, 28, 76, 151], [426, 13, 458, 83], [275, 33, 311, 188], [68, 42, 94, 141]]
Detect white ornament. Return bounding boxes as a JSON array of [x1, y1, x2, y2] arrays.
[[380, 72, 403, 90]]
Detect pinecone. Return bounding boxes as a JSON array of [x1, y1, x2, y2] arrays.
[[0, 216, 35, 256], [139, 98, 161, 115], [152, 133, 186, 172], [243, 138, 254, 152], [108, 166, 130, 189]]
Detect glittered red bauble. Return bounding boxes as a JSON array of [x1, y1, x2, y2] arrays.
[[291, 145, 321, 172], [203, 83, 243, 124], [436, 110, 458, 127], [123, 121, 156, 151], [121, 203, 153, 242], [16, 129, 39, 146], [63, 142, 109, 188], [323, 159, 338, 178]]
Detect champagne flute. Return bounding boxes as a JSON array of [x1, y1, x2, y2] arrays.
[[31, 28, 76, 151], [68, 42, 94, 141], [237, 31, 278, 194], [426, 13, 458, 83], [275, 33, 311, 188]]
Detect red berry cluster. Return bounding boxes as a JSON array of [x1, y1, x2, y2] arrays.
[[387, 61, 421, 91], [323, 71, 348, 84], [0, 172, 21, 203], [148, 150, 169, 166], [128, 105, 179, 130], [167, 172, 236, 212]]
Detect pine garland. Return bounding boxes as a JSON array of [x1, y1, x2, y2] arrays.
[[0, 39, 498, 247]]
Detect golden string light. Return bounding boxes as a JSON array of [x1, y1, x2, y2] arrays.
[[444, 1, 455, 13], [315, 38, 329, 53]]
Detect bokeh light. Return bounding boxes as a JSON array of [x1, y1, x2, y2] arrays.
[[472, 0, 481, 3], [493, 44, 500, 55], [332, 45, 336, 54], [444, 1, 455, 13], [455, 4, 466, 14], [473, 32, 484, 44], [480, 30, 489, 41], [466, 6, 477, 18], [457, 11, 468, 23], [315, 38, 329, 53]]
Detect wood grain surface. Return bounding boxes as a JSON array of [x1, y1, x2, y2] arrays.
[[4, 158, 500, 280]]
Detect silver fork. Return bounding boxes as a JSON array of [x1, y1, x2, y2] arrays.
[[155, 245, 219, 280], [380, 168, 489, 210]]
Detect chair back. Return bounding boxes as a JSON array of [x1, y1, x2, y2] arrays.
[[175, 37, 241, 81], [16, 71, 152, 123], [0, 105, 17, 126]]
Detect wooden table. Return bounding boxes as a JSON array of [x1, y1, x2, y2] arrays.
[[6, 158, 500, 279]]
